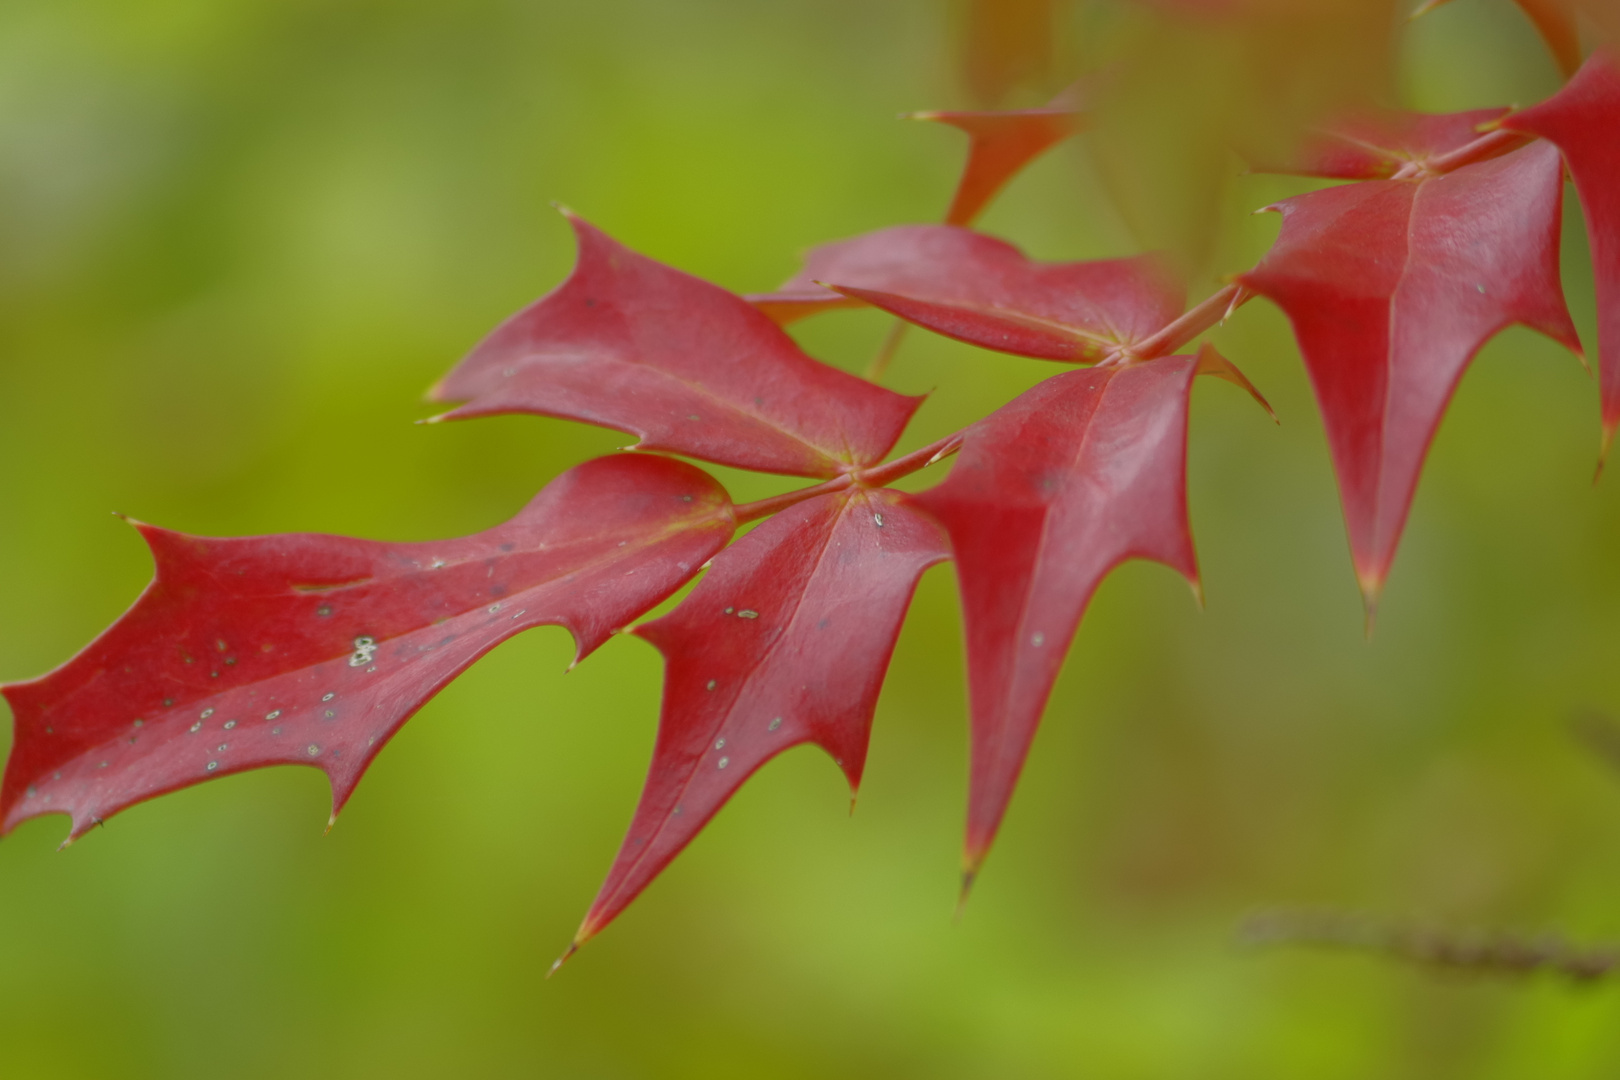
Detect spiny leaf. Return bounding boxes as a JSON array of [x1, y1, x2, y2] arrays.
[[567, 486, 948, 952], [910, 81, 1084, 226], [1253, 107, 1511, 180], [1, 455, 735, 842], [430, 210, 922, 478], [1502, 52, 1620, 462], [748, 224, 1183, 362], [1238, 140, 1581, 604], [908, 352, 1231, 886]]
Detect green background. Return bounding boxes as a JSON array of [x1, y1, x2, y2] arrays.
[[3, 1, 1619, 1076]]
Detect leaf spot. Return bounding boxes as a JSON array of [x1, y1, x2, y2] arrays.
[[1031, 632, 1045, 647], [307, 744, 321, 756], [724, 607, 734, 614], [316, 605, 332, 618], [717, 757, 730, 769], [217, 744, 228, 752], [714, 738, 726, 750], [325, 710, 335, 719], [189, 722, 202, 733], [349, 636, 377, 667], [874, 513, 884, 527], [266, 710, 281, 721], [322, 693, 335, 702], [271, 727, 282, 736], [201, 708, 214, 719], [706, 680, 717, 691], [738, 609, 758, 619], [206, 761, 218, 771], [768, 717, 782, 732], [223, 720, 236, 730]]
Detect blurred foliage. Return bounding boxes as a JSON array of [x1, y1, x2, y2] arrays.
[[3, 0, 1620, 1077]]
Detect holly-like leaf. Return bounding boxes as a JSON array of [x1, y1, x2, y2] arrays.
[[747, 224, 1183, 363], [1238, 140, 1581, 602], [1254, 107, 1511, 180], [908, 352, 1224, 887], [911, 82, 1084, 227], [0, 455, 735, 842], [564, 487, 948, 954], [1502, 53, 1620, 459], [429, 210, 922, 478]]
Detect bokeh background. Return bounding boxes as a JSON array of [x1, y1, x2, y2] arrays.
[[3, 0, 1620, 1076]]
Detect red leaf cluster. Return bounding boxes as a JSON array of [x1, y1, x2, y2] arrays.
[[7, 27, 1620, 967]]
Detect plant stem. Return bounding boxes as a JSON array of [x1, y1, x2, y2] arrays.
[[866, 320, 909, 382], [1126, 283, 1250, 361], [731, 431, 966, 524], [734, 275, 1252, 527], [1391, 127, 1532, 181]]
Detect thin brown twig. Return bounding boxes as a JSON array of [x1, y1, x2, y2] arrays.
[[1239, 908, 1620, 983]]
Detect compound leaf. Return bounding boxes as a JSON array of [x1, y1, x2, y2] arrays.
[[1, 455, 735, 842], [430, 210, 922, 478]]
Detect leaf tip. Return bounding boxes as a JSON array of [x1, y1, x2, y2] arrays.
[[1360, 587, 1381, 640], [546, 942, 579, 979], [1597, 419, 1617, 484], [324, 813, 338, 836], [954, 869, 978, 921]]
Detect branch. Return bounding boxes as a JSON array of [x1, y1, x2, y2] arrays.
[[1125, 283, 1251, 362]]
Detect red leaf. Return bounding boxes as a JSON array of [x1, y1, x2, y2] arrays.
[[908, 354, 1213, 885], [429, 210, 922, 478], [1502, 52, 1620, 460], [0, 456, 735, 842], [1255, 107, 1511, 180], [567, 487, 947, 952], [747, 224, 1183, 362], [912, 81, 1084, 226], [1237, 141, 1581, 602]]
